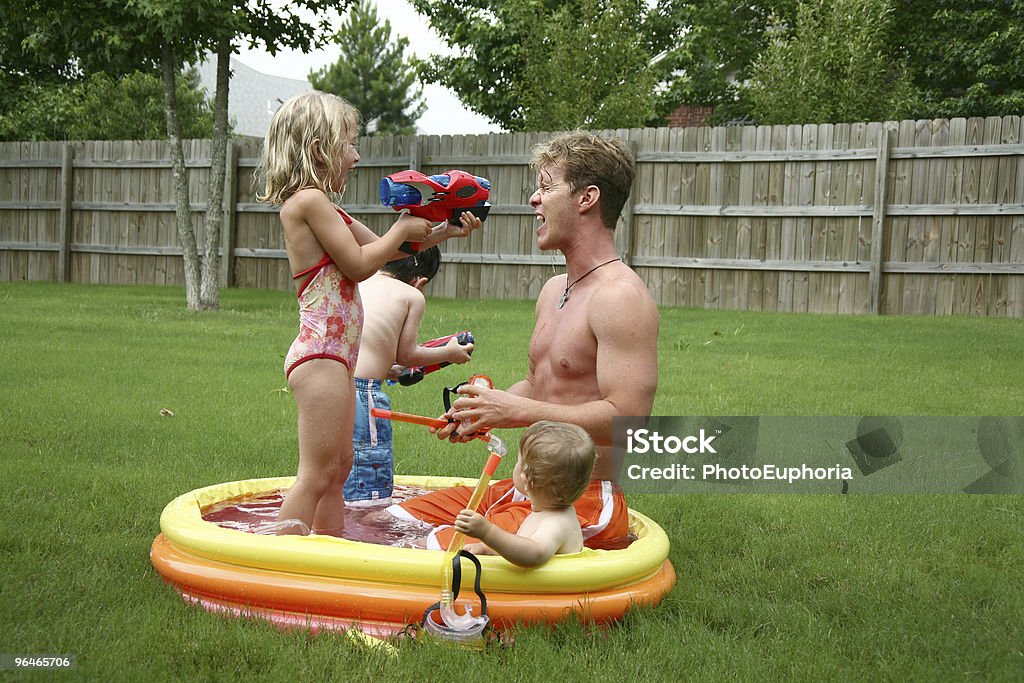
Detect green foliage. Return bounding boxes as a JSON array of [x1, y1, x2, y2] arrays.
[[657, 0, 1024, 124], [517, 0, 657, 131], [309, 0, 425, 136], [0, 69, 214, 141], [894, 0, 1024, 118], [747, 0, 913, 125], [409, 0, 662, 132], [650, 1, 799, 124]]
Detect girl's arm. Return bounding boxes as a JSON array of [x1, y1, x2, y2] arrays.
[[418, 211, 482, 249], [349, 210, 482, 260], [293, 190, 430, 281]]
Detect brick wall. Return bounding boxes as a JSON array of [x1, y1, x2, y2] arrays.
[[665, 105, 714, 128]]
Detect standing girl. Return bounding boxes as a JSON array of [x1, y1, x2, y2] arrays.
[[257, 91, 478, 534]]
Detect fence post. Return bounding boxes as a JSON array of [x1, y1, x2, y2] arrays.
[[57, 143, 74, 283], [619, 138, 639, 267], [868, 125, 893, 314], [220, 140, 237, 288], [409, 135, 420, 171]]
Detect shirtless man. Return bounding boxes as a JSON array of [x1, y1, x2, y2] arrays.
[[387, 131, 659, 549]]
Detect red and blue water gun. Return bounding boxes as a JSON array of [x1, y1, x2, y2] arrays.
[[391, 331, 475, 386], [380, 170, 491, 253]]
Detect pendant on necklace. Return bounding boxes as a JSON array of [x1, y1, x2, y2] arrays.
[[558, 290, 570, 309]]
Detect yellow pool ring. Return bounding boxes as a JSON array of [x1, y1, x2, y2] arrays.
[[151, 476, 676, 632]]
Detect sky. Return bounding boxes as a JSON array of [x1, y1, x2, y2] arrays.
[[233, 0, 501, 136]]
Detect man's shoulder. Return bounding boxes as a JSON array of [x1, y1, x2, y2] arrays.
[[587, 270, 658, 336], [592, 268, 655, 307]]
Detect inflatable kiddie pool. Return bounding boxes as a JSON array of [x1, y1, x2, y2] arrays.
[[150, 475, 676, 637]]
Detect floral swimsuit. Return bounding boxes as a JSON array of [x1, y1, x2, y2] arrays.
[[283, 208, 363, 378]]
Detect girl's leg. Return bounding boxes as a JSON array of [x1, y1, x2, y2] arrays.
[[278, 359, 351, 531], [312, 376, 355, 534]]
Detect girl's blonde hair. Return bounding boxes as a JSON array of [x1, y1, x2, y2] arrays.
[[256, 91, 360, 206], [519, 421, 596, 507]]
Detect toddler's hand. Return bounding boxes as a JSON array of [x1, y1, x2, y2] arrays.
[[455, 509, 489, 538]]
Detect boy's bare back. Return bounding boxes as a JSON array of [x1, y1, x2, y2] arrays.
[[355, 270, 473, 381], [355, 273, 423, 380]]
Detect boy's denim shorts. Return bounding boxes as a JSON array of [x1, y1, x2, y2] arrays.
[[344, 378, 394, 504]]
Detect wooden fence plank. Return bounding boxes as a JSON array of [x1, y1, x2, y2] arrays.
[[869, 124, 893, 314], [58, 144, 74, 282]]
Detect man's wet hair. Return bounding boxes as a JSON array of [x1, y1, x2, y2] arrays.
[[531, 131, 636, 231]]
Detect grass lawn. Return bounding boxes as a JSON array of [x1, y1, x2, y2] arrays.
[[1, 282, 1022, 681]]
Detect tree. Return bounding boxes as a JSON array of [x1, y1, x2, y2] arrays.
[[893, 0, 1024, 118], [9, 0, 349, 310], [651, 0, 1024, 123], [408, 0, 666, 132], [747, 0, 913, 124], [0, 69, 213, 142], [310, 0, 425, 136], [516, 0, 657, 131], [647, 1, 799, 124]]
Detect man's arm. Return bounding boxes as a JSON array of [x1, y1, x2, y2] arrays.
[[450, 279, 658, 446]]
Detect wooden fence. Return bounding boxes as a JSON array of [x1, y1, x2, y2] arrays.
[[2, 116, 1023, 316]]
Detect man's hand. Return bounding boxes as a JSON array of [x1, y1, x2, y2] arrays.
[[448, 383, 522, 435], [427, 410, 475, 443]]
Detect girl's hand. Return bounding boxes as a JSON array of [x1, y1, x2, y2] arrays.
[[394, 213, 433, 243], [444, 211, 482, 239]]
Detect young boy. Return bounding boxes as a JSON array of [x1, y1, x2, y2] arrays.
[[453, 421, 596, 567], [346, 246, 474, 506]]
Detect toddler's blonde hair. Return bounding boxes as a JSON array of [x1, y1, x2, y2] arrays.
[[519, 421, 596, 507], [256, 91, 360, 206]]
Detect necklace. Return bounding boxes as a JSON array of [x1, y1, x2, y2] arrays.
[[558, 258, 621, 309]]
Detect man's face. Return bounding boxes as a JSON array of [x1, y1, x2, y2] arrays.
[[529, 165, 574, 251]]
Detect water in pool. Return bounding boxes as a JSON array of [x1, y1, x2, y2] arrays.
[[201, 484, 434, 548]]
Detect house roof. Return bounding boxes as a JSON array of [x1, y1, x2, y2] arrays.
[[194, 56, 312, 138]]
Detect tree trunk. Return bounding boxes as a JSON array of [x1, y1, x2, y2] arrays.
[[199, 39, 232, 311], [162, 43, 201, 310]]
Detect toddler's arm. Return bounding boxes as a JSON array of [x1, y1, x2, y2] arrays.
[[454, 510, 564, 568]]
